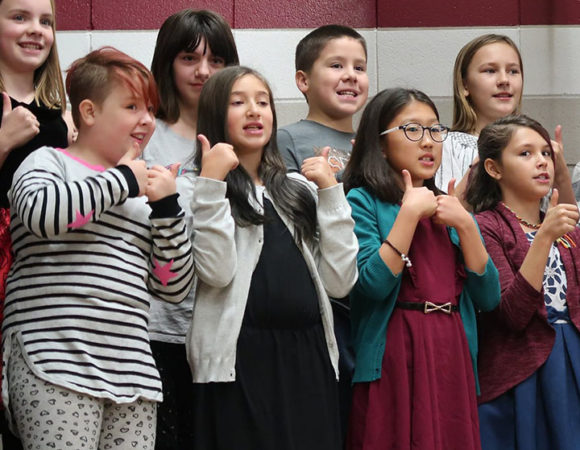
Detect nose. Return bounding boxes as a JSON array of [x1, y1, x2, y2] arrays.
[[141, 109, 154, 127], [419, 128, 434, 147], [195, 58, 210, 80], [246, 100, 260, 117], [497, 69, 510, 86], [27, 18, 44, 36], [341, 65, 357, 82], [537, 153, 548, 167]]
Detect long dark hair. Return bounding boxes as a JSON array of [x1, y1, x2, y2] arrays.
[[343, 87, 443, 203], [151, 9, 239, 123], [465, 114, 554, 213], [194, 66, 316, 242]]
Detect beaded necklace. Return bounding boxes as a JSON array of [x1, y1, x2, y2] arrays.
[[501, 202, 576, 248], [501, 202, 541, 229]]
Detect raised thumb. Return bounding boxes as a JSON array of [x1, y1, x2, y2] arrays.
[[169, 163, 181, 178], [197, 134, 211, 155], [402, 169, 413, 191], [319, 146, 330, 158], [2, 92, 12, 117], [550, 188, 559, 208], [447, 178, 456, 196]]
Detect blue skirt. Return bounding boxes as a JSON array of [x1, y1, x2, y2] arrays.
[[478, 323, 580, 450]]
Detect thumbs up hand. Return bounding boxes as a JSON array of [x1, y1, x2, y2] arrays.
[[301, 147, 338, 189], [146, 163, 180, 202], [198, 134, 239, 181], [539, 188, 579, 241], [0, 92, 40, 155], [433, 178, 473, 228], [400, 169, 437, 219], [118, 141, 148, 196]]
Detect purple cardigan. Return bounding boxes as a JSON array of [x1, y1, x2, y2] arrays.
[[475, 203, 580, 404]]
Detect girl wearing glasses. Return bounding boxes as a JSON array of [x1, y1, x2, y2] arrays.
[[436, 34, 574, 206], [343, 87, 500, 450]]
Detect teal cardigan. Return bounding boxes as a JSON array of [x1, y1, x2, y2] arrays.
[[347, 187, 500, 393]]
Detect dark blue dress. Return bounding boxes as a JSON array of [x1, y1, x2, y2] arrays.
[[478, 233, 580, 450]]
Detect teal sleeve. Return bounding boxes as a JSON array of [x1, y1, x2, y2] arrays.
[[347, 188, 401, 302]]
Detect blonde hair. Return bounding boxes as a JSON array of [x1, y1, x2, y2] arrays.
[[0, 0, 66, 112], [452, 34, 523, 133]]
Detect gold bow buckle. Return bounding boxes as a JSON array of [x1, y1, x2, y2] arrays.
[[424, 301, 452, 314]]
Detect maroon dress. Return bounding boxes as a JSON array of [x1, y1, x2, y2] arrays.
[[348, 218, 481, 450]]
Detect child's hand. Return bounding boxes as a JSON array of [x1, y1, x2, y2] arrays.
[[301, 148, 338, 189], [400, 169, 437, 219], [146, 164, 179, 202], [198, 134, 238, 181], [538, 188, 579, 241], [118, 142, 147, 196], [434, 179, 472, 229], [0, 92, 40, 153]]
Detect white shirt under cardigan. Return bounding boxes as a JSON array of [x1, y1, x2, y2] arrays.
[[3, 147, 194, 407], [187, 175, 358, 383]]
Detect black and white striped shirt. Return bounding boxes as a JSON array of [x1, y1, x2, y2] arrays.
[[2, 147, 194, 404]]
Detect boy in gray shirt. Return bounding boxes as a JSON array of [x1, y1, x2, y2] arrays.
[[278, 25, 369, 177]]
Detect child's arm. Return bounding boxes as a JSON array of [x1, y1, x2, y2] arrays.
[[347, 170, 437, 301], [190, 134, 238, 287], [10, 145, 147, 239], [301, 152, 357, 297], [550, 125, 576, 207], [0, 92, 40, 168], [480, 191, 578, 330], [435, 179, 487, 274], [145, 164, 194, 303], [380, 170, 437, 274], [520, 190, 578, 291]]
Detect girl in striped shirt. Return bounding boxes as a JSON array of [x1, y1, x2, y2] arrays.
[[2, 47, 194, 449]]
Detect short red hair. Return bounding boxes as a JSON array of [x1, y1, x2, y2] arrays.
[[66, 47, 159, 128]]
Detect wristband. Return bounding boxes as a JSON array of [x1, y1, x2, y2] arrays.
[[383, 238, 412, 268]]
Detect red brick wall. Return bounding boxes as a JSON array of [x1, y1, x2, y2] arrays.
[[54, 0, 580, 31]]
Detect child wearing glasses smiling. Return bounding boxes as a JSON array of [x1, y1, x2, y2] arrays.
[[343, 88, 500, 450]]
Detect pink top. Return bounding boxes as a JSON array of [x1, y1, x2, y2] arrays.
[[57, 148, 106, 172]]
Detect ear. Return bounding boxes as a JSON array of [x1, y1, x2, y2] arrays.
[[380, 139, 389, 160], [78, 99, 97, 127], [483, 157, 502, 180], [462, 78, 470, 97], [295, 70, 309, 94]]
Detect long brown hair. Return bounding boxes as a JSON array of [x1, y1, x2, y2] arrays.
[[193, 66, 317, 243]]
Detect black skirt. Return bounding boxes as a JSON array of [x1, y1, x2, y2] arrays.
[[192, 199, 340, 450]]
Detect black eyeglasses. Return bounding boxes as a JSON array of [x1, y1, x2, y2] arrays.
[[380, 123, 449, 143]]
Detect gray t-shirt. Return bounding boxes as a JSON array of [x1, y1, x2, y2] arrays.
[[142, 120, 196, 344], [277, 120, 354, 178]]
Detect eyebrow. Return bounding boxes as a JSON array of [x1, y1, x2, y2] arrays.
[[230, 91, 269, 96], [401, 118, 438, 124], [7, 8, 53, 16]]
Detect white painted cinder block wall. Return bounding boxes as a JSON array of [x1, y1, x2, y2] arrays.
[[55, 26, 580, 165]]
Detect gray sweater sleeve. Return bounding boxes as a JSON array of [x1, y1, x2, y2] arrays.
[[191, 176, 237, 287]]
